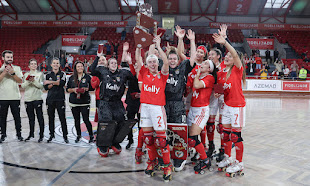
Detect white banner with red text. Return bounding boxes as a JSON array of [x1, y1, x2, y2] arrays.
[[245, 80, 310, 92]]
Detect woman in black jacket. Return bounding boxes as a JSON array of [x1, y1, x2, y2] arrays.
[[44, 57, 68, 143], [67, 61, 94, 143]]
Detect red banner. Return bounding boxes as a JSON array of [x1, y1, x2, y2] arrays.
[[62, 35, 87, 46], [1, 21, 127, 27], [167, 123, 188, 160], [246, 38, 274, 49], [158, 0, 179, 14], [227, 0, 252, 15], [209, 22, 310, 31], [282, 81, 310, 91]]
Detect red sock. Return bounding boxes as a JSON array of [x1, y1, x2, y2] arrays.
[[206, 124, 215, 141], [161, 144, 171, 164], [235, 142, 243, 162], [200, 126, 207, 147], [195, 143, 208, 160], [94, 110, 98, 122], [223, 127, 232, 157], [155, 131, 171, 164], [146, 143, 157, 161], [137, 128, 144, 148], [231, 128, 243, 162]]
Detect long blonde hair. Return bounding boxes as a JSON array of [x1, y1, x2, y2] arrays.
[[226, 51, 246, 84]]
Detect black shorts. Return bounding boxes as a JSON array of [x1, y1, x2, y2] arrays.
[[165, 100, 186, 123], [98, 100, 125, 123]]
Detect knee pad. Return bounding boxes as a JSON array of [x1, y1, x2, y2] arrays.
[[206, 124, 215, 134], [143, 132, 154, 145], [188, 135, 200, 147], [216, 124, 223, 134], [222, 130, 230, 142], [230, 131, 243, 143], [155, 131, 167, 148], [155, 137, 167, 148]]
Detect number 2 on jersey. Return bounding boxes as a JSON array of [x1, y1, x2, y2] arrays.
[[157, 116, 162, 124]]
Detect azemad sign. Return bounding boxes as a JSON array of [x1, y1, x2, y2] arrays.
[[246, 80, 282, 91], [62, 35, 87, 46]]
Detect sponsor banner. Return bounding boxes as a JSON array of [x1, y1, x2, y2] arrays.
[[227, 0, 252, 15], [246, 38, 274, 49], [209, 22, 310, 31], [158, 0, 179, 14], [282, 81, 310, 91], [1, 20, 127, 27], [246, 80, 282, 91], [62, 35, 87, 46], [167, 123, 188, 160]]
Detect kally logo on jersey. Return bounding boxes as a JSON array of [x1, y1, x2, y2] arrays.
[[106, 83, 120, 91], [144, 85, 160, 94], [166, 77, 178, 86]]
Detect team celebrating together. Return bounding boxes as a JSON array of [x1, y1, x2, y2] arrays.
[[0, 24, 246, 182]]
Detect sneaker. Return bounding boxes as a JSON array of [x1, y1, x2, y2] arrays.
[[75, 136, 81, 143], [97, 146, 109, 157], [162, 163, 173, 182], [173, 159, 186, 172], [1, 135, 7, 142], [38, 137, 43, 143], [226, 160, 244, 173], [126, 140, 133, 149], [89, 135, 94, 143], [24, 136, 35, 142], [111, 144, 122, 154], [47, 136, 54, 143], [17, 136, 24, 141]]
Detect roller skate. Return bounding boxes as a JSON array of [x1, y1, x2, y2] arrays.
[[162, 163, 173, 182], [111, 143, 122, 154], [215, 148, 225, 162], [226, 160, 244, 178], [157, 157, 165, 170], [97, 146, 109, 157], [194, 157, 213, 174], [145, 159, 158, 177], [190, 152, 200, 165], [206, 143, 215, 159], [217, 154, 233, 172], [173, 159, 187, 172], [135, 148, 144, 164]]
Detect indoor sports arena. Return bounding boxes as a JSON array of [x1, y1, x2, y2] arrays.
[[0, 0, 309, 185]]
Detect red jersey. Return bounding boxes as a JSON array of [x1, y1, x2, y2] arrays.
[[220, 66, 245, 107], [187, 74, 215, 107], [255, 57, 262, 64], [138, 65, 169, 106], [187, 63, 202, 88]]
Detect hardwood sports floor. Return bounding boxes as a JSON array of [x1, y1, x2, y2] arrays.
[[0, 93, 309, 185]]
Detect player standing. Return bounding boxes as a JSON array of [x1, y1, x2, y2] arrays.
[[213, 33, 246, 176]]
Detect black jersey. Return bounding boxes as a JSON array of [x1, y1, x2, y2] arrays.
[[66, 73, 93, 104], [165, 59, 194, 101], [90, 57, 134, 102], [44, 71, 66, 102]]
